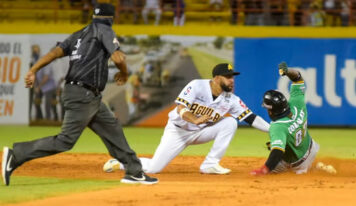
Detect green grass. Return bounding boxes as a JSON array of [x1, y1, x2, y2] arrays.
[[0, 126, 355, 203], [0, 176, 119, 204], [187, 47, 233, 79], [1, 126, 355, 158]]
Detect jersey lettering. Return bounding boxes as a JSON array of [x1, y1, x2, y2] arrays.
[[190, 103, 198, 113], [288, 109, 305, 134], [70, 39, 82, 60], [190, 103, 219, 122], [212, 113, 221, 121]]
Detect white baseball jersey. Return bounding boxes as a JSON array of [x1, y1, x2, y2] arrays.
[[168, 79, 252, 130], [111, 79, 257, 173]]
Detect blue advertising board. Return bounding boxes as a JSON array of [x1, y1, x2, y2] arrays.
[[234, 38, 356, 126]]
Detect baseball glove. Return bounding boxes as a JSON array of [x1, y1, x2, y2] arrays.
[[278, 62, 288, 76]]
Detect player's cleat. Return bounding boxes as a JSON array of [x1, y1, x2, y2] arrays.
[[200, 164, 231, 175], [120, 172, 158, 185], [2, 147, 17, 186], [103, 159, 124, 172]]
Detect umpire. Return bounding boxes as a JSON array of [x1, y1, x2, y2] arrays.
[[2, 3, 158, 185]]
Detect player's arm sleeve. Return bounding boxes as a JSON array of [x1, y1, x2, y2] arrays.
[[229, 96, 253, 122], [244, 114, 270, 132], [265, 149, 284, 171], [289, 82, 306, 107], [174, 80, 197, 109], [100, 28, 120, 55], [269, 126, 287, 153], [58, 34, 75, 56]]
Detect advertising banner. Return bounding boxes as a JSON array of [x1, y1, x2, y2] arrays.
[[234, 38, 356, 126], [8, 34, 233, 126], [0, 35, 30, 124], [5, 35, 355, 126]]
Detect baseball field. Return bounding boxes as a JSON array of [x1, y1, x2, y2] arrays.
[[0, 125, 355, 206]]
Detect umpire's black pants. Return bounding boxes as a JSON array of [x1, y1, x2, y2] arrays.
[[13, 84, 142, 176]]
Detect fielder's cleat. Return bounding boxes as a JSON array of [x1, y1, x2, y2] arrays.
[[120, 172, 158, 185], [2, 147, 17, 186], [200, 164, 231, 175]]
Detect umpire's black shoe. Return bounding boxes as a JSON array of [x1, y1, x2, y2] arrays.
[[2, 147, 17, 186], [120, 172, 158, 185]]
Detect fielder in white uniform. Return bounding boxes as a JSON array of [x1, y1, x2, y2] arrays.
[[104, 63, 270, 174]]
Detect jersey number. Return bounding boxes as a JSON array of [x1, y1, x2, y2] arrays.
[[295, 121, 307, 146], [72, 39, 82, 55]]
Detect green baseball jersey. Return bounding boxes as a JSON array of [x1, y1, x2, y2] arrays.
[[269, 82, 311, 163]]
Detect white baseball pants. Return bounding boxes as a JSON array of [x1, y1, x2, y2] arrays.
[[272, 139, 320, 174], [140, 117, 238, 173]]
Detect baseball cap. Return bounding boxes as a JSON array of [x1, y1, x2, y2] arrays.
[[212, 63, 240, 77], [93, 3, 115, 17]]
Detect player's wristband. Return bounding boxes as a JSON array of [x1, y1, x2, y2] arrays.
[[179, 108, 189, 119]]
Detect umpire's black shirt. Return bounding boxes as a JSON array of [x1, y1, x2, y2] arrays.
[[59, 18, 120, 91]]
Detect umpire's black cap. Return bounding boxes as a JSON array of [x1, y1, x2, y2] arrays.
[[212, 63, 240, 77], [93, 3, 115, 17]]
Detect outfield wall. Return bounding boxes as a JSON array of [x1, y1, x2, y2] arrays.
[[0, 35, 30, 124], [234, 38, 356, 126], [1, 24, 355, 126]]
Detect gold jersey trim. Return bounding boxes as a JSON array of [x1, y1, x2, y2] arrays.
[[271, 147, 285, 153], [176, 97, 191, 108], [237, 109, 251, 120]]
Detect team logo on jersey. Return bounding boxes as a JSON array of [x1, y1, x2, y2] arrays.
[[184, 86, 192, 95], [272, 140, 283, 146], [239, 100, 247, 109], [95, 8, 100, 14]]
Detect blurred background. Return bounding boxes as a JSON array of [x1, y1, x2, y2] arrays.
[[0, 0, 356, 128], [0, 0, 355, 26]]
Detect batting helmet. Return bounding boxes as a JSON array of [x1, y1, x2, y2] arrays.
[[262, 90, 290, 120]]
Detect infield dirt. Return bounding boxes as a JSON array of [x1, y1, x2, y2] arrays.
[[4, 153, 356, 206]]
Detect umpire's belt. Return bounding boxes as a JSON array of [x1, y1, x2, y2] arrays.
[[66, 80, 100, 96], [291, 140, 313, 168]]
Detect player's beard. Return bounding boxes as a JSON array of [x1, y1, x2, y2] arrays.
[[220, 82, 233, 92]]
